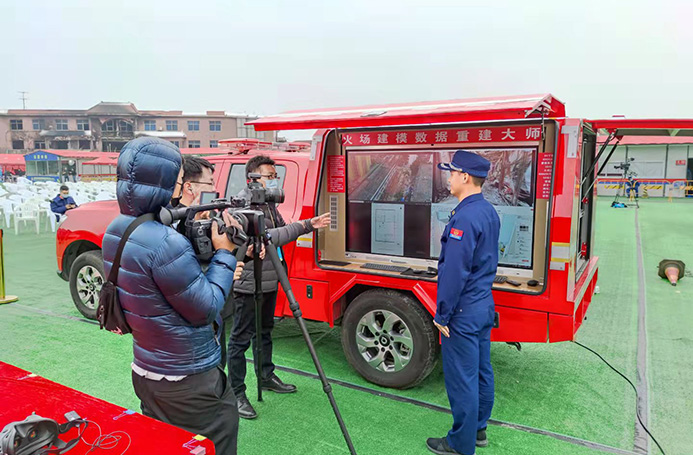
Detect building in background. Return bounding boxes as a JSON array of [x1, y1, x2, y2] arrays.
[[596, 136, 693, 198], [0, 102, 275, 153]]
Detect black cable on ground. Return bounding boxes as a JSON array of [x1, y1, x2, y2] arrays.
[[572, 341, 665, 455], [250, 359, 640, 455]]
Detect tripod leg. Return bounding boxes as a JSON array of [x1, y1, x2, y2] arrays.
[[234, 243, 248, 262], [253, 237, 264, 402], [262, 237, 357, 455]]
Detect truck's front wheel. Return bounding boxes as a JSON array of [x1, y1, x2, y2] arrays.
[[69, 250, 104, 320], [341, 289, 437, 389]]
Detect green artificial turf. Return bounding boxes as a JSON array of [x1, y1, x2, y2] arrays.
[[635, 199, 693, 455], [0, 197, 691, 454], [264, 198, 642, 450]]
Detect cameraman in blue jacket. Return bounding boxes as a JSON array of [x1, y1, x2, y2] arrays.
[[102, 137, 242, 455]]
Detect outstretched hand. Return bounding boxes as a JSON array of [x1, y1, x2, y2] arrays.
[[311, 212, 331, 229]]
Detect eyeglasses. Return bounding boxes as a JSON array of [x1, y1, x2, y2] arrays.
[[188, 180, 215, 187], [260, 174, 280, 180]]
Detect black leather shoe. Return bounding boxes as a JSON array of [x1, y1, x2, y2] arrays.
[[476, 429, 488, 448], [237, 394, 257, 420], [426, 437, 465, 455], [261, 374, 297, 394]]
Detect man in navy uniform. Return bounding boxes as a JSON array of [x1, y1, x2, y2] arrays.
[[427, 150, 500, 455]]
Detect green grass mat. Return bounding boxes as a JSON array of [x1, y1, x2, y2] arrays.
[[1, 196, 691, 454]]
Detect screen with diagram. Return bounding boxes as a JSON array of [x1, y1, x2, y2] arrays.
[[346, 148, 537, 269]]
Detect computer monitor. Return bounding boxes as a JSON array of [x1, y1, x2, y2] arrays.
[[346, 147, 537, 269]]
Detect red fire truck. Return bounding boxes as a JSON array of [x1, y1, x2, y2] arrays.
[[59, 94, 673, 389]]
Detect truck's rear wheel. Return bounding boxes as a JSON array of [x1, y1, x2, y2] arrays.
[[341, 289, 437, 389], [69, 250, 104, 320]]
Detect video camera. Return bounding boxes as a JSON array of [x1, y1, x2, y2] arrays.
[[614, 157, 635, 171], [163, 173, 355, 453], [158, 173, 285, 261]]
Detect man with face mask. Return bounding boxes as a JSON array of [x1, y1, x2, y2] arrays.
[[170, 156, 216, 235], [103, 137, 242, 454], [170, 156, 244, 370], [50, 185, 78, 221], [228, 155, 331, 419]]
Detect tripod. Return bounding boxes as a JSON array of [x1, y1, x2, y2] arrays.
[[234, 208, 357, 455], [612, 171, 639, 208]]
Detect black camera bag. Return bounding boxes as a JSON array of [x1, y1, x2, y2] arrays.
[[97, 213, 155, 335]]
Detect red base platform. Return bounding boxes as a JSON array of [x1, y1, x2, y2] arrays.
[[0, 362, 215, 454]]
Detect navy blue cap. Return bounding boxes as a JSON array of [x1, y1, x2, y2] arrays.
[[437, 150, 490, 178]]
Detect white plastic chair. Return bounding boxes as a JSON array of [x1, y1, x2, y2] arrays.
[[14, 203, 40, 235], [72, 194, 88, 206], [8, 194, 24, 205], [0, 199, 15, 227], [94, 192, 114, 201], [39, 201, 56, 232]]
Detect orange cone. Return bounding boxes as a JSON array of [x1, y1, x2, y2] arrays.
[[665, 266, 681, 286], [658, 259, 685, 287]]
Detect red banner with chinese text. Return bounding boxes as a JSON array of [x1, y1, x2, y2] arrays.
[[341, 125, 543, 147]]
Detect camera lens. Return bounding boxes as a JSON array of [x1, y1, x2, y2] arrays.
[[265, 188, 285, 204]]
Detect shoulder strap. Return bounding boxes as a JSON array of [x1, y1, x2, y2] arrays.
[[108, 213, 156, 284]]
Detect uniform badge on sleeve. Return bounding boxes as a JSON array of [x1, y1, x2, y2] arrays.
[[450, 228, 464, 240]]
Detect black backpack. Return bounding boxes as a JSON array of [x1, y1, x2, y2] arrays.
[[97, 213, 155, 335]]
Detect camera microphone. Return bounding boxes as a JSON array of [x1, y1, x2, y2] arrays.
[[158, 206, 189, 226]]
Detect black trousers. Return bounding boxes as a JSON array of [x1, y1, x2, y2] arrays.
[[227, 291, 278, 396], [132, 366, 239, 455]]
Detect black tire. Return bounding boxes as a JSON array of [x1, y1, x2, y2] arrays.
[[68, 250, 104, 320], [341, 289, 438, 389]]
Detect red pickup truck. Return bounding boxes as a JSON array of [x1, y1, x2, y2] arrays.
[[57, 94, 608, 389]]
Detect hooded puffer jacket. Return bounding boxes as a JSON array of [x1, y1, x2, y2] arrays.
[[102, 137, 237, 376]]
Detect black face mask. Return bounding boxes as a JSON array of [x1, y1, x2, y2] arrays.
[[171, 183, 183, 207]]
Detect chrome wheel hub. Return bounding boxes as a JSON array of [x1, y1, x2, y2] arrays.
[[75, 265, 104, 310], [355, 309, 414, 373]]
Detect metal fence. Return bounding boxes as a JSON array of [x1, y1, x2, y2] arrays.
[[596, 179, 693, 198]]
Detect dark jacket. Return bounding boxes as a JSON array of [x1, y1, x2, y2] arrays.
[[50, 195, 77, 215], [102, 137, 237, 376], [434, 193, 500, 326], [233, 188, 314, 294]]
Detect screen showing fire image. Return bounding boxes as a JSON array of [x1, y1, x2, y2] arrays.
[[346, 148, 536, 268]]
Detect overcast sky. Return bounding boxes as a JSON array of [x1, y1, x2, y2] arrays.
[[2, 0, 692, 138]]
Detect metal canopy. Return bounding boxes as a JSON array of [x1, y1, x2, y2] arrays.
[[587, 118, 693, 137], [249, 94, 565, 131]]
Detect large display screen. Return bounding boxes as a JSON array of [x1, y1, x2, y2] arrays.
[[346, 148, 537, 269]]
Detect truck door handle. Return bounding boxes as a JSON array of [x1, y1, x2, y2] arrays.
[[307, 285, 313, 299]]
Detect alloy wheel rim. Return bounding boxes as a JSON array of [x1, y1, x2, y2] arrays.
[[355, 309, 414, 373], [75, 265, 103, 310]]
